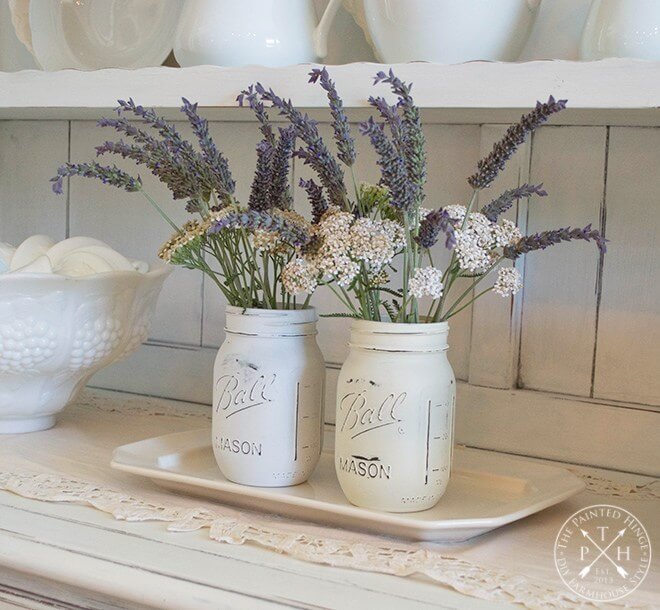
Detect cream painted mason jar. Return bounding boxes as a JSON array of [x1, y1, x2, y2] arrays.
[[212, 306, 325, 487], [335, 320, 455, 512]]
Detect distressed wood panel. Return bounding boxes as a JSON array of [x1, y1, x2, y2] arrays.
[[594, 127, 660, 405], [468, 125, 531, 389], [519, 126, 605, 396], [0, 121, 68, 244], [68, 121, 203, 346]]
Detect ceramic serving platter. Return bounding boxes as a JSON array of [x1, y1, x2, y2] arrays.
[[111, 429, 584, 543]]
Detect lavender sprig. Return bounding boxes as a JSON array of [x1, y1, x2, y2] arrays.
[[309, 67, 356, 167], [248, 140, 274, 211], [95, 139, 200, 201], [468, 97, 567, 189], [249, 83, 348, 209], [359, 117, 416, 211], [416, 209, 456, 249], [51, 162, 142, 194], [208, 209, 310, 248], [503, 224, 606, 260], [98, 104, 216, 201], [237, 85, 276, 145], [299, 178, 328, 224], [373, 70, 426, 194], [268, 126, 296, 210], [368, 96, 404, 149], [181, 98, 235, 201], [481, 184, 548, 222]]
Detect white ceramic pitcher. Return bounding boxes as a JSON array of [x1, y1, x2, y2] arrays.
[[580, 0, 660, 60], [174, 0, 342, 67], [352, 0, 541, 63]]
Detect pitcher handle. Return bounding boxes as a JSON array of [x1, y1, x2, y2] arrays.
[[313, 0, 342, 59]]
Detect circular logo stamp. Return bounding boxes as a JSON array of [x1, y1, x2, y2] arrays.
[[554, 504, 652, 602]]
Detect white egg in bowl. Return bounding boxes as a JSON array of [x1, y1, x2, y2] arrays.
[[0, 236, 171, 433]]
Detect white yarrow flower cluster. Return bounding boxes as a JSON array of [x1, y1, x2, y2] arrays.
[[282, 208, 407, 294], [453, 213, 522, 273], [493, 267, 523, 297], [348, 217, 406, 271], [409, 266, 444, 299], [492, 218, 522, 248], [444, 204, 467, 223], [280, 257, 318, 295]]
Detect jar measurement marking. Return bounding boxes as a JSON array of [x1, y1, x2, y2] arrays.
[[295, 381, 323, 462], [294, 382, 300, 461]]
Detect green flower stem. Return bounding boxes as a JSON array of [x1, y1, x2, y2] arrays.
[[139, 190, 180, 232], [445, 286, 494, 320], [438, 257, 502, 321]]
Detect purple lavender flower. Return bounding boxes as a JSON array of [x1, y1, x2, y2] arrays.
[[299, 178, 328, 224], [248, 140, 274, 211], [359, 117, 416, 211], [237, 85, 276, 145], [268, 126, 296, 210], [309, 67, 356, 167], [503, 224, 606, 260], [51, 162, 141, 194], [481, 184, 548, 222], [97, 104, 217, 202], [249, 83, 348, 209], [416, 209, 456, 249], [95, 139, 200, 200], [368, 96, 404, 147], [208, 209, 310, 248], [373, 70, 426, 193], [181, 98, 236, 200], [468, 97, 567, 189]]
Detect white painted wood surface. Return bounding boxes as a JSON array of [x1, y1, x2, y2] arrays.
[[520, 126, 606, 396], [0, 467, 510, 610], [468, 125, 530, 389], [0, 121, 68, 244], [2, 60, 659, 119], [594, 127, 660, 406], [0, 391, 657, 609]]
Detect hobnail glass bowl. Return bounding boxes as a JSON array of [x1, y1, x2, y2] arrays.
[[0, 265, 170, 433]]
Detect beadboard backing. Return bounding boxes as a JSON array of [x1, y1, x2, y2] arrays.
[[1, 117, 658, 475]]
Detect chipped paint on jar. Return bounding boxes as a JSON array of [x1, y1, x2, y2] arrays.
[[335, 320, 455, 512], [212, 305, 325, 487]]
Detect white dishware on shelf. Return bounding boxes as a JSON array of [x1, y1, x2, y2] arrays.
[[580, 0, 660, 60], [518, 0, 592, 60], [28, 0, 183, 71], [212, 306, 326, 487], [111, 428, 585, 543], [173, 0, 342, 67], [347, 0, 541, 64], [0, 236, 171, 434]]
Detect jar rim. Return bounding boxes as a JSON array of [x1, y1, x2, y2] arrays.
[[350, 318, 449, 335], [226, 304, 317, 323]]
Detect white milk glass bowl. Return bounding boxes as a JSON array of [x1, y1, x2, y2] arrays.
[[0, 265, 170, 433]]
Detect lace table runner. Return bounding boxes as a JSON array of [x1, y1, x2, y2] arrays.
[[0, 391, 657, 609]]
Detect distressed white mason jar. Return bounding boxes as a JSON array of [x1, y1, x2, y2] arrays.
[[335, 320, 455, 512], [212, 306, 325, 487]]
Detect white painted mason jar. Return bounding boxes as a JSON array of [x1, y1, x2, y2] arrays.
[[335, 320, 455, 512], [212, 306, 325, 487]]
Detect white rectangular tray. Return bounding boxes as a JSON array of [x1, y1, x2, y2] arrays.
[[111, 429, 584, 543]]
